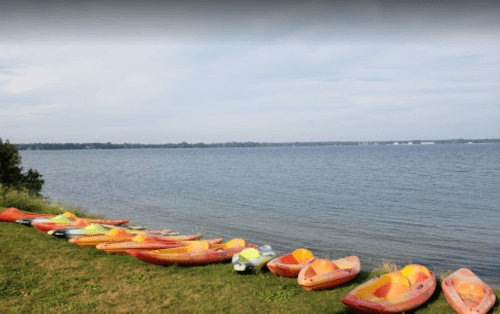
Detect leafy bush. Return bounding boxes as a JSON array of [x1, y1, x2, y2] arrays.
[[0, 138, 44, 195]]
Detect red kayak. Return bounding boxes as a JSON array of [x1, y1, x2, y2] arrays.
[[128, 238, 257, 266], [267, 248, 317, 278], [32, 218, 90, 232], [0, 207, 55, 223], [442, 268, 496, 314], [298, 255, 360, 290], [31, 215, 131, 232]]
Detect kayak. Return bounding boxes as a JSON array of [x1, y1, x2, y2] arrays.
[[298, 255, 360, 290], [69, 228, 175, 247], [33, 218, 90, 232], [341, 264, 436, 314], [17, 213, 74, 226], [128, 238, 257, 266], [0, 207, 55, 222], [71, 216, 129, 225], [96, 234, 223, 254], [232, 245, 276, 273], [50, 223, 118, 238], [16, 211, 128, 226], [49, 223, 158, 239], [267, 248, 317, 278], [442, 268, 496, 314], [17, 212, 86, 226]]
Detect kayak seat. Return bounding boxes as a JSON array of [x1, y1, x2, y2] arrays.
[[63, 212, 77, 218], [132, 234, 156, 242], [51, 215, 73, 223], [107, 228, 126, 236], [456, 282, 485, 306], [292, 249, 314, 264], [305, 259, 339, 278], [373, 273, 411, 299], [83, 224, 110, 235], [225, 238, 248, 248], [239, 248, 260, 263], [188, 241, 210, 252], [400, 264, 430, 285], [106, 229, 130, 241]]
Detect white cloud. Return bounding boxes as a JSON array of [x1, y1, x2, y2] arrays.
[[0, 67, 60, 94]]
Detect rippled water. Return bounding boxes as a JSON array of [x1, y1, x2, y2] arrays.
[[20, 143, 500, 287]]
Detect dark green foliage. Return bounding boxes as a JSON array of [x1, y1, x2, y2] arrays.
[[12, 138, 500, 151], [0, 138, 44, 195]]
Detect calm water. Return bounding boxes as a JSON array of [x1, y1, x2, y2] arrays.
[[20, 144, 500, 287]]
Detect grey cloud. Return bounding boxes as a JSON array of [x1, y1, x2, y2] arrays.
[[0, 0, 498, 43]]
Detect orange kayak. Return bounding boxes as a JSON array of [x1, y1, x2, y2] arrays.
[[69, 228, 174, 247], [80, 218, 128, 225], [33, 216, 136, 232], [76, 218, 128, 225], [442, 268, 496, 314], [0, 207, 55, 222], [298, 255, 360, 290], [128, 238, 257, 266], [144, 234, 201, 242], [341, 264, 436, 314], [59, 212, 129, 226], [267, 248, 317, 278], [96, 234, 223, 254]]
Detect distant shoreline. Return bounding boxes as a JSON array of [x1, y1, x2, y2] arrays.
[[14, 138, 500, 151]]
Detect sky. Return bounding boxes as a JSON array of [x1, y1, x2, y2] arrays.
[[1, 0, 499, 144]]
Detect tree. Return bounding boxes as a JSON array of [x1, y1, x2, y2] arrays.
[[0, 138, 45, 195]]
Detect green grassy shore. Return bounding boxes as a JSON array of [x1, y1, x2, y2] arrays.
[[1, 193, 499, 313]]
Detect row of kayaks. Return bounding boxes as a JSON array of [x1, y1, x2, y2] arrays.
[[2, 207, 497, 314], [233, 247, 497, 314]]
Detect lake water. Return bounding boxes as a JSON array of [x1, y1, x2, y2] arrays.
[[19, 143, 500, 287]]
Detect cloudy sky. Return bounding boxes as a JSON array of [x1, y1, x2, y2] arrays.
[[1, 0, 499, 144]]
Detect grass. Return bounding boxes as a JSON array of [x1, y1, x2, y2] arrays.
[[0, 186, 104, 219], [1, 204, 500, 313]]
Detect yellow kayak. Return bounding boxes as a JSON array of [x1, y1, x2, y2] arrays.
[[69, 228, 174, 247], [96, 234, 221, 254]]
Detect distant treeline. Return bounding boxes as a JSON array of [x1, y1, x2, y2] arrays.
[[13, 138, 500, 151]]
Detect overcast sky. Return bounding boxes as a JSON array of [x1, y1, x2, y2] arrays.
[[1, 0, 499, 144]]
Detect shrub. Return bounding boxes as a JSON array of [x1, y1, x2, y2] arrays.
[[0, 138, 45, 195]]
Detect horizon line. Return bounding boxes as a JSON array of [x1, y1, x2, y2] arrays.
[[12, 138, 500, 146]]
